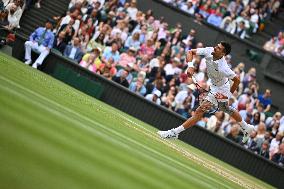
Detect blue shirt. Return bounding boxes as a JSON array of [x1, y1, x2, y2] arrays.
[[207, 14, 222, 27], [29, 27, 55, 49], [258, 94, 272, 108], [102, 47, 120, 63]]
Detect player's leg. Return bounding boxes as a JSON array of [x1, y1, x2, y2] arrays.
[[218, 101, 254, 143], [157, 100, 213, 139]]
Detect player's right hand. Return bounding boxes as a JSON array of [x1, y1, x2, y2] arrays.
[[186, 67, 195, 77]]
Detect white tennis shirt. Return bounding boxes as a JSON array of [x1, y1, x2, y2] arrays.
[[196, 47, 236, 102], [196, 47, 236, 86]]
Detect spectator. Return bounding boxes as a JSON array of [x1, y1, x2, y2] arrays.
[[129, 75, 146, 96], [102, 41, 120, 64], [118, 47, 137, 68], [257, 140, 270, 159], [161, 85, 176, 111], [269, 133, 283, 158], [79, 53, 97, 73], [207, 8, 223, 27], [226, 124, 241, 143], [112, 69, 129, 88], [245, 130, 258, 151], [271, 143, 284, 166], [220, 15, 236, 34], [145, 89, 162, 105], [64, 37, 84, 63], [233, 21, 246, 39], [256, 89, 272, 113], [81, 47, 102, 69], [24, 19, 55, 69], [53, 31, 67, 54]]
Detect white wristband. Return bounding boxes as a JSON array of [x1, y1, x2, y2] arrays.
[[187, 61, 194, 68]]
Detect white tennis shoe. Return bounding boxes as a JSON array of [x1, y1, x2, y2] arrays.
[[157, 129, 179, 139]]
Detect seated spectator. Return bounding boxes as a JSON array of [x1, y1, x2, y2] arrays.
[[263, 31, 284, 56], [102, 41, 120, 64], [129, 75, 146, 96], [266, 112, 282, 130], [180, 0, 196, 15], [237, 88, 254, 111], [53, 31, 67, 54], [220, 15, 236, 34], [64, 37, 84, 63], [145, 89, 161, 105], [226, 124, 241, 143], [139, 38, 155, 59], [57, 18, 76, 44], [257, 140, 270, 159], [207, 111, 226, 133], [81, 47, 102, 68], [24, 19, 55, 69], [269, 133, 283, 158], [79, 53, 97, 72], [232, 21, 246, 39], [163, 57, 182, 82], [255, 122, 267, 148], [161, 86, 176, 111], [271, 143, 284, 166], [3, 1, 23, 30], [98, 57, 117, 78], [245, 131, 258, 151], [124, 31, 141, 50], [112, 69, 129, 88], [118, 47, 136, 68], [175, 84, 196, 117], [206, 8, 223, 27], [256, 89, 272, 113]]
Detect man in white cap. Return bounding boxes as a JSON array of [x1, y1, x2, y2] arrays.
[[158, 41, 255, 143], [145, 90, 161, 105]]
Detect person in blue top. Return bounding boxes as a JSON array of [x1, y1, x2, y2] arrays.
[[24, 19, 55, 69], [257, 89, 272, 113]]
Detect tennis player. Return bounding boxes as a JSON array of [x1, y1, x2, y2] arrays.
[[158, 41, 254, 143]]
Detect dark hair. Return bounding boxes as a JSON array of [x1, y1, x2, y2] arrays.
[[220, 41, 231, 55]]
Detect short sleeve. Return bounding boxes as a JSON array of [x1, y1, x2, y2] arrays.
[[196, 47, 214, 57]]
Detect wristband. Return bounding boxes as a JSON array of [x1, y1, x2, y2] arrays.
[[187, 61, 194, 68]]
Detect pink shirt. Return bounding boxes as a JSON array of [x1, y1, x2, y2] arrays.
[[118, 53, 136, 67], [79, 61, 97, 73]]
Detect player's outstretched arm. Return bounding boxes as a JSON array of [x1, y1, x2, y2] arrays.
[[186, 50, 195, 77], [230, 76, 240, 94]]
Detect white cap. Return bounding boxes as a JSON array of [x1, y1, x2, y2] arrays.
[[153, 90, 161, 97]]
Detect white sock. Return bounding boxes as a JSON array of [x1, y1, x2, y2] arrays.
[[172, 125, 185, 134]]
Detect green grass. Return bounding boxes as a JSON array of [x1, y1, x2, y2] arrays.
[[0, 52, 274, 189]]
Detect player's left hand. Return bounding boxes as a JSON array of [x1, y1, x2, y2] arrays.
[[215, 92, 228, 99]]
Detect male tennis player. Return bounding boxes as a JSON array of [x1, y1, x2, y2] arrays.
[[158, 41, 254, 143]]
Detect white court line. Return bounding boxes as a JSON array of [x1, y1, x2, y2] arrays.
[[0, 76, 231, 189], [0, 75, 267, 189]]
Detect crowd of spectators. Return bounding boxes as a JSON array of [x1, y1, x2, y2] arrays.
[[163, 0, 282, 40], [10, 0, 284, 166], [263, 30, 284, 57]]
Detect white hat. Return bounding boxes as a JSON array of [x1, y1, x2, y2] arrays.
[[94, 47, 102, 52], [127, 62, 134, 68], [187, 84, 196, 91], [153, 90, 161, 97], [129, 46, 137, 52], [173, 57, 180, 63]]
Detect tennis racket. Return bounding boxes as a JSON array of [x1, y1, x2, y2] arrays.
[[191, 75, 219, 114]]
